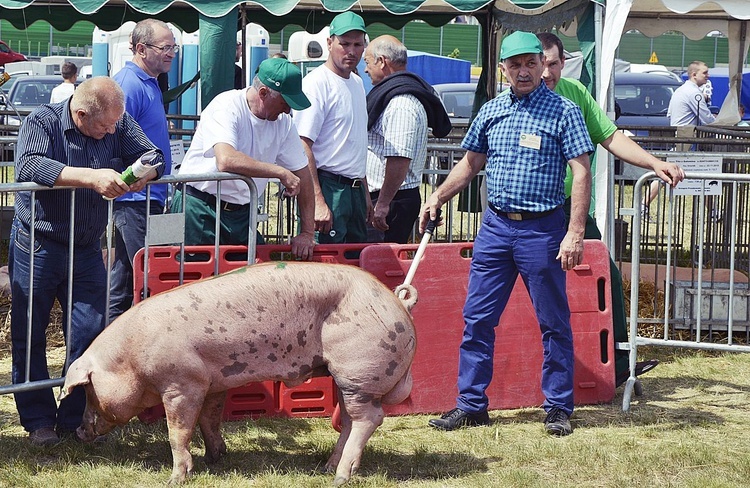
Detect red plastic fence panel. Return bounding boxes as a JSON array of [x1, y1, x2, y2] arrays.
[[358, 240, 615, 415]]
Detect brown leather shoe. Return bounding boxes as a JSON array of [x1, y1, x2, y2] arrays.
[[29, 427, 61, 446]]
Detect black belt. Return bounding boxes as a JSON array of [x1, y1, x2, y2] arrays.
[[183, 185, 249, 212], [318, 169, 363, 188], [488, 202, 560, 221], [370, 187, 420, 200]]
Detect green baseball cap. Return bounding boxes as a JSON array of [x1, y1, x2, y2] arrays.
[[500, 31, 543, 60], [256, 57, 311, 110], [329, 11, 366, 36]]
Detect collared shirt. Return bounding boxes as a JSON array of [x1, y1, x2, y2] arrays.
[[463, 83, 593, 213], [366, 94, 428, 192], [113, 60, 172, 205], [14, 100, 160, 246], [668, 80, 715, 126]]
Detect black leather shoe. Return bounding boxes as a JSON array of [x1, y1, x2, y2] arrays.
[[428, 407, 490, 431], [544, 408, 573, 436]]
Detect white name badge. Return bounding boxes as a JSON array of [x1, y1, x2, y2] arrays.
[[519, 133, 541, 150]]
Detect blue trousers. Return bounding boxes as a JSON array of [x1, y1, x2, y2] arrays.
[[109, 200, 163, 323], [9, 219, 107, 433], [456, 207, 575, 416]]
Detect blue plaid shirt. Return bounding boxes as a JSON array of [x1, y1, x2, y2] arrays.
[[462, 83, 593, 213]]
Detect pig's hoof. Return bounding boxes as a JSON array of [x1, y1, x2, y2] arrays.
[[204, 447, 226, 465], [333, 474, 350, 486]]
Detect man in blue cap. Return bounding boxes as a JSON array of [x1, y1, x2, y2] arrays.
[[171, 57, 316, 259], [293, 11, 371, 244], [421, 31, 594, 436]]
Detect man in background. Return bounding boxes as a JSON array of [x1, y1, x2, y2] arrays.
[[109, 19, 174, 323], [49, 62, 77, 103], [536, 32, 685, 386], [292, 11, 371, 244], [363, 35, 451, 243], [669, 61, 715, 126]]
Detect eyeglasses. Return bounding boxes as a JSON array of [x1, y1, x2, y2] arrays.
[[144, 43, 179, 54]]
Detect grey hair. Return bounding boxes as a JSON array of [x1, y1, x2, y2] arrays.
[[252, 76, 282, 100], [131, 19, 171, 48], [70, 77, 125, 118], [369, 37, 407, 67]]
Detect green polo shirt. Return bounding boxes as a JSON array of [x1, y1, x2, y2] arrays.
[[555, 77, 618, 198]]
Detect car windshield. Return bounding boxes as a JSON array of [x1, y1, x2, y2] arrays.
[[10, 80, 60, 106], [615, 83, 677, 116]]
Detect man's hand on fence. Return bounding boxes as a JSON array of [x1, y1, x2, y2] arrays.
[[654, 161, 685, 187]]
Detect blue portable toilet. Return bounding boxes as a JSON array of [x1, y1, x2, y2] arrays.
[[180, 30, 200, 133]]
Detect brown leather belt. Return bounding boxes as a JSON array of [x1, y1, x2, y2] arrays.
[[488, 202, 559, 221]]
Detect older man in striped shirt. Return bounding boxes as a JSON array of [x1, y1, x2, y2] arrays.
[[363, 35, 451, 243], [10, 76, 164, 446]]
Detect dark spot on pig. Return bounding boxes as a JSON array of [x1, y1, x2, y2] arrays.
[[205, 327, 215, 334], [175, 305, 184, 312], [311, 355, 325, 367], [167, 327, 173, 332], [385, 360, 398, 377], [354, 310, 359, 316], [299, 364, 312, 376], [190, 301, 200, 311], [229, 353, 239, 360], [379, 339, 396, 353], [371, 397, 382, 408], [279, 322, 285, 328], [268, 353, 278, 362], [260, 333, 268, 340], [286, 344, 293, 353], [257, 305, 267, 313], [219, 327, 227, 333], [394, 322, 406, 333], [272, 342, 279, 349], [388, 331, 396, 341], [309, 323, 314, 330], [251, 329, 256, 334], [297, 331, 307, 347], [236, 311, 246, 319], [292, 362, 298, 367], [221, 361, 248, 377], [181, 314, 189, 321], [225, 302, 232, 309], [372, 376, 380, 382]]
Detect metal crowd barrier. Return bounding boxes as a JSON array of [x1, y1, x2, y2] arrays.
[[621, 171, 750, 412], [0, 172, 258, 396]]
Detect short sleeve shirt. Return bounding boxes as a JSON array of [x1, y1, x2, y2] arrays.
[[366, 94, 428, 192], [180, 89, 307, 204], [462, 83, 593, 213]]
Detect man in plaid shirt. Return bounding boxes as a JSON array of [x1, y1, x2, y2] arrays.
[[421, 31, 594, 436]]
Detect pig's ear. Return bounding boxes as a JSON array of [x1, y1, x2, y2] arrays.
[[58, 358, 91, 401]]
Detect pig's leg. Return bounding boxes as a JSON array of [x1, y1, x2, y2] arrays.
[[325, 389, 352, 473], [198, 391, 228, 464], [163, 388, 206, 484], [332, 395, 384, 486]]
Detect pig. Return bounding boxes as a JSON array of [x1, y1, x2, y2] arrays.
[[59, 262, 417, 485]]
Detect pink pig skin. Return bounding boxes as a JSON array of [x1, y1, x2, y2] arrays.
[[60, 262, 417, 485]]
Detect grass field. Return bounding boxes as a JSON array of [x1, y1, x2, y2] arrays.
[[0, 347, 749, 487]]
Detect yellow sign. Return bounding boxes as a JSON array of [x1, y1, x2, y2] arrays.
[[649, 51, 659, 63]]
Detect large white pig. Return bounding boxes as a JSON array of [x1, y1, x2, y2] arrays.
[[60, 262, 417, 485]]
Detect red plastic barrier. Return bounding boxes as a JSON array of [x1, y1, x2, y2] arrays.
[[223, 381, 277, 421], [358, 240, 615, 415], [278, 377, 338, 418]]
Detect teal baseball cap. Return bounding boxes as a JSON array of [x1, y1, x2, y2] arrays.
[[329, 11, 366, 36], [500, 31, 543, 60], [256, 57, 311, 110]]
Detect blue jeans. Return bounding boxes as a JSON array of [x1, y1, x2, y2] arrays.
[[109, 200, 163, 323], [10, 219, 107, 433], [456, 207, 575, 416]]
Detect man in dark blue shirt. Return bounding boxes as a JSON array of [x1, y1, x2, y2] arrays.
[[421, 31, 593, 436], [10, 76, 163, 446]]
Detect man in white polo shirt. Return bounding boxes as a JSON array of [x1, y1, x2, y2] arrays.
[[171, 57, 316, 260]]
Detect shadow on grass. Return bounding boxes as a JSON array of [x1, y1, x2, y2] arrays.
[[0, 414, 488, 483]]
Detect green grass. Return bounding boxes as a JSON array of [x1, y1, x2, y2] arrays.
[[1, 348, 750, 487]]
